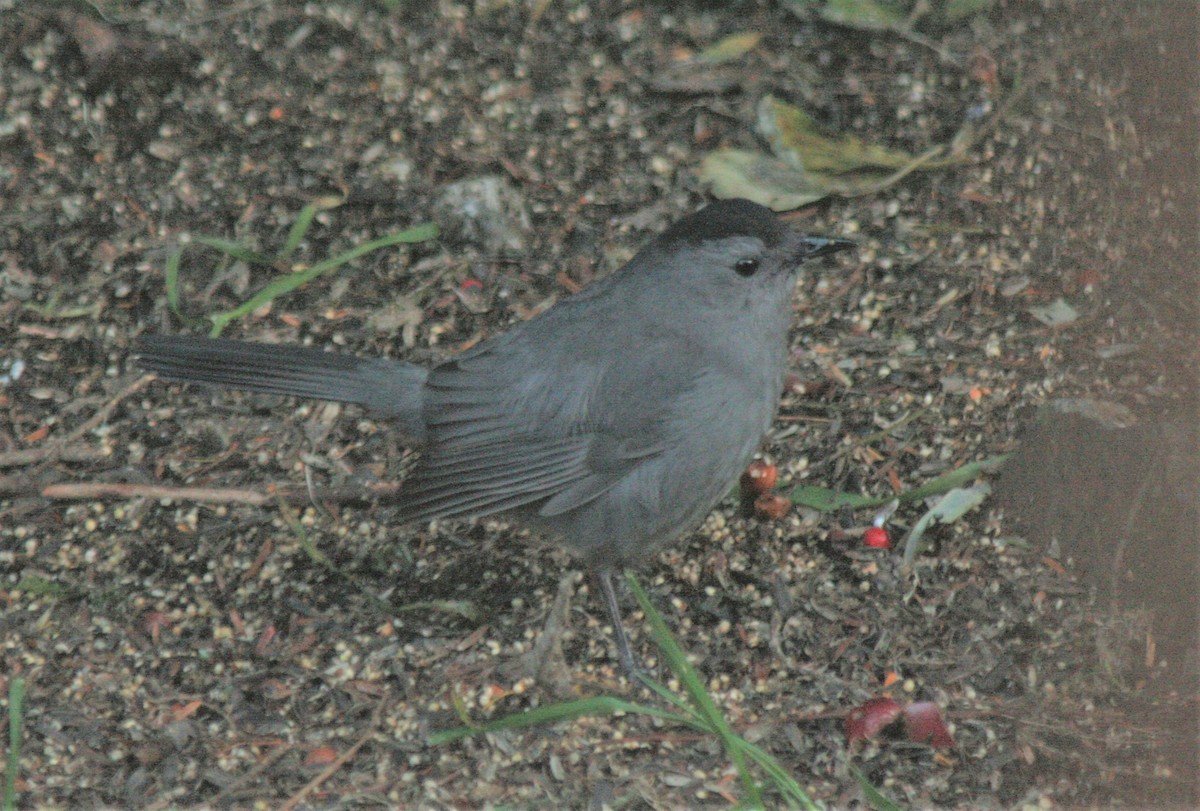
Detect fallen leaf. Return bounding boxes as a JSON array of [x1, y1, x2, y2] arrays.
[[303, 746, 339, 769], [970, 45, 999, 88], [759, 96, 960, 174], [1044, 397, 1136, 428], [845, 697, 904, 743], [1028, 297, 1079, 327], [699, 31, 762, 63], [698, 149, 830, 210], [23, 424, 50, 444], [903, 701, 955, 748], [846, 697, 955, 749], [701, 97, 968, 207], [171, 700, 202, 721]]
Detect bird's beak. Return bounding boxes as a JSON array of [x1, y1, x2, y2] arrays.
[[797, 236, 857, 261]]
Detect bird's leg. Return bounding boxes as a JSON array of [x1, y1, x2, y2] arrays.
[[594, 568, 656, 688]]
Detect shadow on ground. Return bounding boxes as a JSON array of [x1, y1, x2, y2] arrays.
[[999, 3, 1199, 803]]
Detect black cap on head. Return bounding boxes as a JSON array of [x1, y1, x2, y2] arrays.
[[658, 198, 788, 249]]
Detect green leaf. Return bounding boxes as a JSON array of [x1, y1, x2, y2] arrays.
[[790, 485, 889, 511], [899, 453, 1008, 502], [781, 0, 820, 18], [902, 482, 991, 565], [818, 0, 909, 32], [699, 31, 762, 63], [790, 453, 1010, 512], [630, 574, 820, 809]]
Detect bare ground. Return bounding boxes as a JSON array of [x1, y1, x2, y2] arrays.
[[1, 1, 1196, 808]]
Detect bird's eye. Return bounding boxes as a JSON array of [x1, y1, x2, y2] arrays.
[[734, 258, 760, 277]]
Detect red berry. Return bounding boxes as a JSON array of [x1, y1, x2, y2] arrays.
[[863, 526, 891, 549], [753, 493, 791, 521], [740, 460, 778, 495]]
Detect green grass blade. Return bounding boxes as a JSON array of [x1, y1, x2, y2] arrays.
[[162, 247, 207, 328], [429, 573, 820, 809], [790, 453, 1010, 512], [848, 762, 906, 810], [314, 222, 440, 270], [626, 572, 762, 807], [277, 196, 343, 261], [895, 454, 1009, 503], [274, 499, 328, 565], [191, 235, 275, 265], [734, 736, 821, 810], [4, 677, 25, 811], [164, 247, 183, 316], [274, 497, 477, 621], [206, 222, 438, 337], [388, 599, 478, 620], [429, 695, 692, 745], [637, 673, 704, 717]]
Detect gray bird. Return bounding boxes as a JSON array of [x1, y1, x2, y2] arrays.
[[135, 198, 854, 676]]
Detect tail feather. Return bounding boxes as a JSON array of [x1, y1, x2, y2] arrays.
[[135, 335, 428, 443]]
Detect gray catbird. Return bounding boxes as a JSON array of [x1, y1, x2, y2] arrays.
[[135, 198, 854, 675]]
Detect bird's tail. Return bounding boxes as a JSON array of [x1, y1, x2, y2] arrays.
[[134, 335, 428, 443]]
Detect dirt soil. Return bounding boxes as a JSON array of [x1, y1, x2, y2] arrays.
[[1, 1, 1196, 808]]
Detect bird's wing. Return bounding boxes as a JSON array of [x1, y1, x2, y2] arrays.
[[392, 433, 597, 522], [396, 310, 697, 524]]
